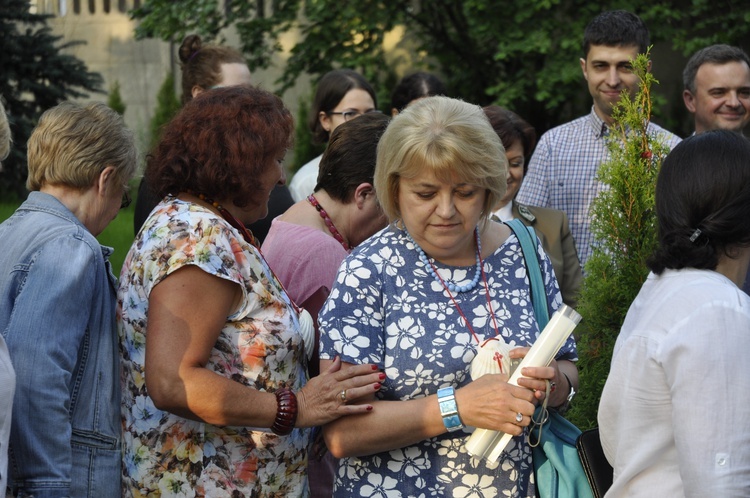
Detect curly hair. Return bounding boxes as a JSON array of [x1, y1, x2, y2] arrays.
[[178, 34, 247, 104], [648, 130, 750, 274], [145, 85, 293, 208]]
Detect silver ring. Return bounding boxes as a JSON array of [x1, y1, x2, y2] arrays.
[[515, 412, 523, 423], [340, 389, 347, 402]]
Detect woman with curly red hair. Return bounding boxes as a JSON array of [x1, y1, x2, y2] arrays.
[[133, 34, 294, 243], [118, 85, 383, 496]]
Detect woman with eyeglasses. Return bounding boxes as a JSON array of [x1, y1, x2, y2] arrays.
[[484, 105, 583, 310], [288, 69, 379, 202], [0, 101, 137, 497]]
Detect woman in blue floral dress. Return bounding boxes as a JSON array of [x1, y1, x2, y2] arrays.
[[319, 96, 580, 497], [118, 86, 383, 497]]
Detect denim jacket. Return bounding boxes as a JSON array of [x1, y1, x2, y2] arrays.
[[0, 192, 121, 498]]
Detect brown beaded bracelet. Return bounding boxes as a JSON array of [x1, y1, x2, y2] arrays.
[[271, 387, 298, 436]]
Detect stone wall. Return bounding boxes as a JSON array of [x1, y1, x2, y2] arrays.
[[35, 0, 313, 171]]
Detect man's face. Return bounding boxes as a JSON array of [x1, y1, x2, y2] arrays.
[[580, 44, 643, 124], [683, 61, 750, 133]]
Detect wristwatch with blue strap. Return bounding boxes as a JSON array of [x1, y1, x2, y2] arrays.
[[437, 386, 464, 432]]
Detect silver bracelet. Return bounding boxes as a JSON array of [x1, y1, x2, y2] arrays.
[[559, 372, 576, 412]]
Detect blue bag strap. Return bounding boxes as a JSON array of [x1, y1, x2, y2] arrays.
[[505, 218, 550, 328], [504, 222, 593, 498]]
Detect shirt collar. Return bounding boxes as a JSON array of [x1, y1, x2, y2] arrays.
[[586, 106, 609, 138]]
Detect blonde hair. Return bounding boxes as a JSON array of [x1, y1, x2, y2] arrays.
[[374, 96, 508, 221], [0, 99, 11, 162], [26, 101, 137, 191]]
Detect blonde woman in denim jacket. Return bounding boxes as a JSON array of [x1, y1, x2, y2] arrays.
[[0, 102, 136, 497]]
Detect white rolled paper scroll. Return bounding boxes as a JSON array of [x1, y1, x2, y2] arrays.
[[464, 303, 581, 463]]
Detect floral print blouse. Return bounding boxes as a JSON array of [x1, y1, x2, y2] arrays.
[[319, 224, 578, 498], [118, 197, 310, 497]]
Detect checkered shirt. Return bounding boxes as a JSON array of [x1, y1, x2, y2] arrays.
[[516, 107, 681, 268]]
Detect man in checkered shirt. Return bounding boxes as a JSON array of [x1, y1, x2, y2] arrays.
[[516, 10, 681, 270]]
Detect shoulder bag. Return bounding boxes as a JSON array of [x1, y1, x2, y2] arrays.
[[505, 219, 594, 498]]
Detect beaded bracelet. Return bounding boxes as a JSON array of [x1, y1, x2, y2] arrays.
[[271, 388, 298, 436]]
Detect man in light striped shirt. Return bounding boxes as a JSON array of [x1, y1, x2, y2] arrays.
[[516, 10, 680, 270]]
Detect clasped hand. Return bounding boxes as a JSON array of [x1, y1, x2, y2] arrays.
[[455, 347, 558, 435], [296, 356, 383, 428]]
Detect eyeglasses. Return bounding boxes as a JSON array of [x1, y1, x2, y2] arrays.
[[327, 109, 382, 122], [120, 190, 132, 210]]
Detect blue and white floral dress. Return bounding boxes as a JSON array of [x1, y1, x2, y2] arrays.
[[319, 224, 578, 498]]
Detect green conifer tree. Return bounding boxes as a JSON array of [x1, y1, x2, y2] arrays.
[[568, 50, 672, 430], [0, 0, 103, 199], [149, 71, 181, 150], [107, 80, 127, 116]]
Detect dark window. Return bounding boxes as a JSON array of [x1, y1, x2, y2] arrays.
[[73, 0, 81, 14]]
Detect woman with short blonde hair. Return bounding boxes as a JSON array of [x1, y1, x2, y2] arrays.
[[375, 96, 506, 221], [0, 101, 136, 497], [320, 96, 579, 497], [26, 101, 136, 192]]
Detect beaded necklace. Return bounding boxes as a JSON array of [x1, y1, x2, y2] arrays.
[[406, 225, 501, 347], [407, 226, 482, 293], [192, 192, 259, 248], [307, 194, 351, 251]]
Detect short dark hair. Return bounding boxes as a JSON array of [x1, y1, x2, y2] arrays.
[[308, 69, 377, 144], [177, 35, 247, 104], [648, 130, 750, 274], [315, 112, 390, 202], [390, 72, 447, 113], [482, 105, 537, 174], [682, 44, 750, 94], [145, 85, 293, 208], [582, 10, 649, 58]]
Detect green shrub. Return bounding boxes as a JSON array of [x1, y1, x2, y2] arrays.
[[150, 72, 181, 150], [108, 80, 127, 116], [568, 50, 672, 430]]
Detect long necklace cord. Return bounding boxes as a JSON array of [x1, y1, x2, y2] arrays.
[[418, 227, 502, 345]]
